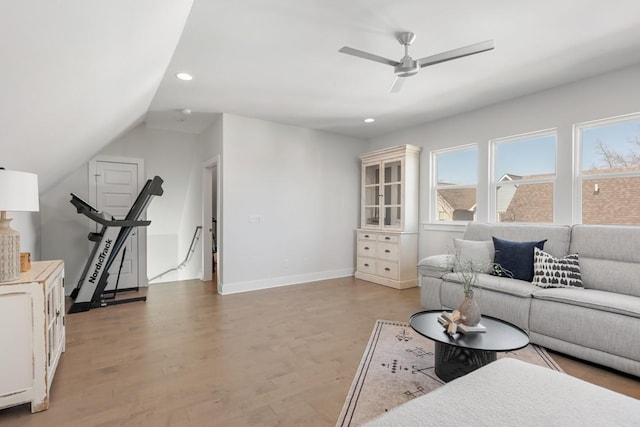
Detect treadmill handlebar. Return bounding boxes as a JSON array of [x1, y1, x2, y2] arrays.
[[148, 176, 164, 196], [70, 193, 151, 227], [70, 193, 99, 213]]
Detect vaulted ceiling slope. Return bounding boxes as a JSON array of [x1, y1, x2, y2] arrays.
[[1, 1, 194, 192]]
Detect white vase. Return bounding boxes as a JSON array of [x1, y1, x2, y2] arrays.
[[457, 290, 481, 326]]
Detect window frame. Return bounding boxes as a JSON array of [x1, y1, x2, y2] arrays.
[[430, 143, 478, 223], [573, 112, 640, 225], [489, 129, 558, 224]]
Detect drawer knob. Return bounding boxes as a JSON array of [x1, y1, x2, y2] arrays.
[[364, 263, 369, 267], [385, 267, 391, 271], [385, 237, 391, 240], [364, 234, 370, 238], [385, 249, 391, 253], [364, 246, 370, 250]]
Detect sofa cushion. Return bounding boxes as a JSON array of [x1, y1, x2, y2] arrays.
[[570, 225, 640, 297], [453, 239, 494, 274], [463, 222, 571, 258], [532, 247, 583, 289], [417, 254, 454, 278], [443, 272, 538, 298], [532, 288, 640, 319], [440, 278, 533, 331], [492, 237, 546, 282]]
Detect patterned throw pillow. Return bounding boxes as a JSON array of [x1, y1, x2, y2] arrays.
[[532, 247, 583, 288]]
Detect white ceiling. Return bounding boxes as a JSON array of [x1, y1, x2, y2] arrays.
[[148, 0, 640, 138], [4, 1, 640, 191]]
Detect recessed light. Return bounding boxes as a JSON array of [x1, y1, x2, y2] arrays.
[[175, 72, 193, 81], [364, 118, 375, 123]]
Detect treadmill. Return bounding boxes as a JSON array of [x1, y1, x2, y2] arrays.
[[68, 176, 164, 313]]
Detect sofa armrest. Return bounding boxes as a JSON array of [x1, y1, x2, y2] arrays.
[[418, 254, 454, 278]]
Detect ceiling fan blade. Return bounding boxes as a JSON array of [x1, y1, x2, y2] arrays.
[[418, 40, 494, 68], [339, 46, 400, 67], [389, 76, 406, 93]]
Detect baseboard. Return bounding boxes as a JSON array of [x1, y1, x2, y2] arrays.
[[219, 268, 354, 295], [355, 271, 418, 289]]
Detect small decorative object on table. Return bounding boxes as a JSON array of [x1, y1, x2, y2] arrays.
[[451, 255, 484, 326], [438, 310, 486, 335], [458, 289, 481, 326], [20, 252, 31, 272]]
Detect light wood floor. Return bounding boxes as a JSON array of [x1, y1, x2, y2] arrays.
[[1, 277, 638, 426]]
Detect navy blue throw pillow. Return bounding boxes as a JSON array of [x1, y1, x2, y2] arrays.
[[492, 237, 547, 282]]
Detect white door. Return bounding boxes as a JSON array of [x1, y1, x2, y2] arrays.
[[93, 161, 139, 291]]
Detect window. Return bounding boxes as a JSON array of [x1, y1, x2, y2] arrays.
[[575, 113, 640, 225], [491, 131, 556, 223], [432, 145, 477, 221]]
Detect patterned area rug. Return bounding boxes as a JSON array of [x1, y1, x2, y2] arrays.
[[336, 319, 563, 427]]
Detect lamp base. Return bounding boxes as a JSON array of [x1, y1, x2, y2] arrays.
[[0, 215, 20, 282]]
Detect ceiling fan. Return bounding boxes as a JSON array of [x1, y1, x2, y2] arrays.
[[339, 32, 494, 93]]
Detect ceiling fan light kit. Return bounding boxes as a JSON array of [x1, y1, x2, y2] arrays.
[[339, 32, 494, 93]]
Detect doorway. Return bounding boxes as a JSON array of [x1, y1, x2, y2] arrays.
[[202, 156, 220, 292]]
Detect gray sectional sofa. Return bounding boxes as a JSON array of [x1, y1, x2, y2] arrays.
[[418, 222, 640, 377]]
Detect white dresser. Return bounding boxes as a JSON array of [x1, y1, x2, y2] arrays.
[[355, 145, 421, 289], [356, 230, 418, 289], [0, 260, 65, 413]]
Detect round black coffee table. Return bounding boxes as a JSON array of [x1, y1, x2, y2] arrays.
[[409, 310, 529, 382]]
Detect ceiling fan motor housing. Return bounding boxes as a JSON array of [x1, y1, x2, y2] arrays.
[[394, 56, 419, 77]]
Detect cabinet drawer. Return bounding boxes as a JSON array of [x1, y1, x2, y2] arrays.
[[357, 241, 377, 257], [377, 261, 399, 280], [377, 234, 399, 243], [357, 257, 377, 275], [357, 231, 377, 241], [377, 242, 399, 261]]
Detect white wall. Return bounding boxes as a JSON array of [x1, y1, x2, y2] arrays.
[[39, 112, 369, 297], [369, 63, 640, 258], [199, 115, 223, 161], [40, 124, 204, 292], [219, 114, 367, 294], [100, 125, 203, 283], [40, 164, 92, 290]]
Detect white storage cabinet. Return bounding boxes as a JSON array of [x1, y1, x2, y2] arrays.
[[355, 145, 421, 289], [0, 260, 65, 412]]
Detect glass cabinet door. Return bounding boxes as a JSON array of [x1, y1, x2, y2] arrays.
[[382, 160, 402, 228], [363, 164, 380, 227]]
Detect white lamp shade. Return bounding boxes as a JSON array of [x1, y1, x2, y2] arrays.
[[0, 169, 39, 212]]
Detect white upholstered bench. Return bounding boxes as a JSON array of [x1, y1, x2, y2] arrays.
[[364, 358, 639, 427]]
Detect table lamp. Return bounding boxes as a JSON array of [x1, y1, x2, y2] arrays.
[[0, 168, 39, 282]]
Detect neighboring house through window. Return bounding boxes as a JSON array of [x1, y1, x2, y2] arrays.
[[491, 130, 557, 223], [575, 113, 640, 225], [429, 114, 640, 226], [432, 145, 477, 221]]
